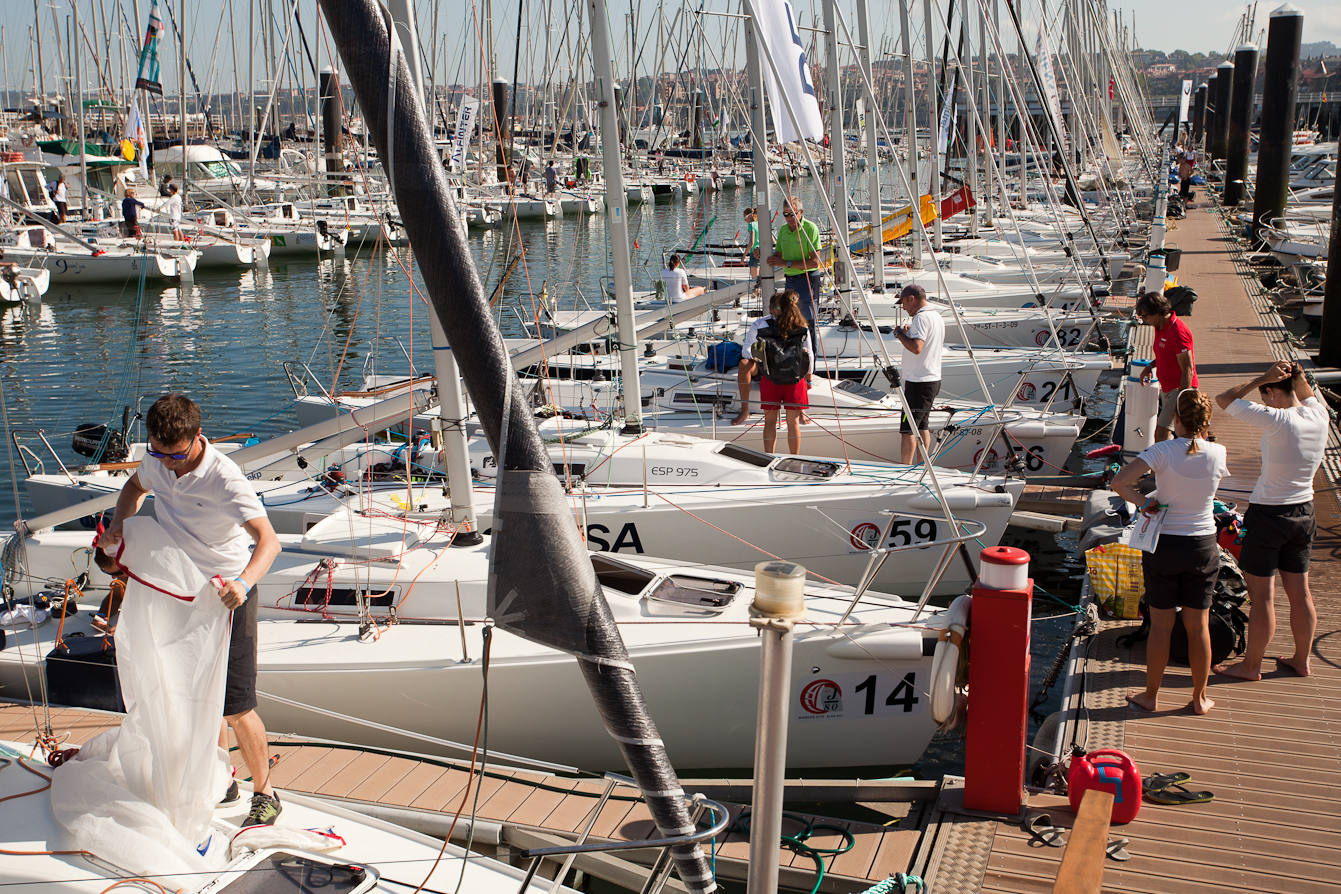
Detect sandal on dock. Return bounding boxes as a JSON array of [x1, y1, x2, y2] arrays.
[[1144, 782, 1214, 805], [1106, 837, 1131, 861], [1141, 771, 1191, 794], [1024, 812, 1067, 847]]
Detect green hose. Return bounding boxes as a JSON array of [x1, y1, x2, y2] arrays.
[[730, 809, 855, 894]]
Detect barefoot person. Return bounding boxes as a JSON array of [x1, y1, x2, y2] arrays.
[[1214, 361, 1326, 679], [98, 394, 283, 826], [1111, 390, 1226, 715]]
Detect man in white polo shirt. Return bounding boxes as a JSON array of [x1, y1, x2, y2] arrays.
[[893, 284, 945, 464], [99, 394, 283, 826], [1214, 361, 1327, 680]]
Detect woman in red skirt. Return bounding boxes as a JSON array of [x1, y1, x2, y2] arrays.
[[743, 290, 812, 454]]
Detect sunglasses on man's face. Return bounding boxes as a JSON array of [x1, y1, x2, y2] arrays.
[[147, 437, 196, 460]]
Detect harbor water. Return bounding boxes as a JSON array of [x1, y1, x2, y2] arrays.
[[0, 180, 1087, 779]]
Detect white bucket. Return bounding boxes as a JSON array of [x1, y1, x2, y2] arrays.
[[1123, 368, 1160, 453]]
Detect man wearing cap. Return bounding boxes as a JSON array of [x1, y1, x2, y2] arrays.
[[894, 284, 945, 464]]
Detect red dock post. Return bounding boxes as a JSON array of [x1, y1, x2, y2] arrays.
[[963, 546, 1033, 815]]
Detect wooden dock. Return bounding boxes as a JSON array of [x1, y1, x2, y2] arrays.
[[0, 699, 932, 892], [918, 203, 1341, 892]]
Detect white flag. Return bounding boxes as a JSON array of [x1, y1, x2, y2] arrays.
[[750, 0, 823, 143], [1034, 25, 1069, 155], [937, 86, 956, 156], [450, 96, 479, 171], [1178, 80, 1193, 126], [124, 101, 149, 182]]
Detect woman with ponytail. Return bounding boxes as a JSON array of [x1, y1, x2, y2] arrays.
[[1112, 389, 1227, 715]]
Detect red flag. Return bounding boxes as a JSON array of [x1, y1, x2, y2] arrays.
[[1108, 76, 1115, 99], [940, 186, 976, 220]]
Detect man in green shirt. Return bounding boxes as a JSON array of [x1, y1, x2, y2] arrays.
[[766, 195, 822, 353]]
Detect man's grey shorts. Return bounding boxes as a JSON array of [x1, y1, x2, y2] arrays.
[[1157, 388, 1183, 430]]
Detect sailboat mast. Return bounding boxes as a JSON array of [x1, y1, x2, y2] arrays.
[[821, 0, 848, 281], [33, 0, 45, 113], [922, 0, 941, 249], [897, 0, 919, 267], [856, 0, 882, 290], [386, 0, 481, 540], [179, 0, 186, 181], [743, 5, 773, 285], [74, 3, 88, 209], [588, 0, 643, 432]]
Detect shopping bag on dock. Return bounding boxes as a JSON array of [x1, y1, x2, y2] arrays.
[[1084, 543, 1144, 620]]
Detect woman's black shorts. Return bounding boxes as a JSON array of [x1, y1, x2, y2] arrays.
[[1239, 502, 1315, 578], [223, 590, 258, 717], [1142, 533, 1220, 611]]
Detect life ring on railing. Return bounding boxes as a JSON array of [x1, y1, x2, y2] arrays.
[[930, 593, 971, 725], [683, 171, 695, 183]]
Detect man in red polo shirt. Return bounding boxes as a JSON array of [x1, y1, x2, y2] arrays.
[[1136, 292, 1198, 442]]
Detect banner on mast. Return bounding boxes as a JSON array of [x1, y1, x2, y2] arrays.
[[1178, 80, 1193, 126], [936, 86, 956, 155], [1034, 25, 1068, 156], [450, 96, 480, 171], [748, 0, 823, 143], [124, 101, 149, 181], [134, 0, 164, 95]]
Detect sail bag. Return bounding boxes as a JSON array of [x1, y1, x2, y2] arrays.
[[51, 516, 233, 876]]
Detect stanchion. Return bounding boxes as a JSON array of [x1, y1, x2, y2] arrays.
[[963, 546, 1033, 816], [746, 560, 806, 894]]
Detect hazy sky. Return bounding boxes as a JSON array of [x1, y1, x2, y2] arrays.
[[2, 0, 1338, 96]]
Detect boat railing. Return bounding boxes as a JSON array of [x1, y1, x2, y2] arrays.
[[808, 507, 992, 623], [282, 360, 334, 403], [513, 772, 728, 894], [8, 428, 77, 482]]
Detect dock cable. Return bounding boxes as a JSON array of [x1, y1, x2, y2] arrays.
[[728, 808, 854, 894], [856, 873, 928, 894], [1030, 604, 1100, 725]]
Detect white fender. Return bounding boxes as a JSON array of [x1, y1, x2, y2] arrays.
[[930, 594, 972, 724]]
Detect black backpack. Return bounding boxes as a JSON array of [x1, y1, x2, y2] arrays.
[[752, 325, 810, 386]]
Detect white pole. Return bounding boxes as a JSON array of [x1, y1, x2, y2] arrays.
[[898, 0, 920, 268], [588, 0, 643, 431], [743, 6, 774, 286], [745, 561, 804, 894], [923, 0, 942, 250], [856, 0, 882, 290], [821, 0, 848, 283]]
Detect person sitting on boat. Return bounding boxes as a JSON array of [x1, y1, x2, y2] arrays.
[[1136, 291, 1198, 443], [766, 195, 823, 355], [1214, 361, 1326, 681], [165, 184, 185, 242], [731, 290, 812, 453], [97, 394, 284, 827], [1112, 390, 1226, 716], [743, 207, 760, 279], [121, 188, 146, 239], [660, 254, 705, 303]]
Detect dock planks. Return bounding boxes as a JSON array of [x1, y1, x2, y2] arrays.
[[923, 203, 1341, 892], [0, 699, 924, 891]]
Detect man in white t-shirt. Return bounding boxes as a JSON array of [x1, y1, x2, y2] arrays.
[[165, 183, 185, 241], [893, 284, 945, 463], [98, 394, 283, 827], [660, 253, 704, 303], [1214, 361, 1327, 680]]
